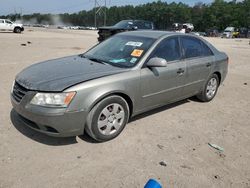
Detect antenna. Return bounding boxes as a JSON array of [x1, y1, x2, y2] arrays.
[[94, 0, 107, 28]]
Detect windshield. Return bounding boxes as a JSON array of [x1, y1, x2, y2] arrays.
[[224, 27, 234, 32], [84, 35, 156, 68], [114, 20, 133, 29]]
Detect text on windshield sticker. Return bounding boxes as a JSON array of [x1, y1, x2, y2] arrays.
[[126, 41, 143, 47]]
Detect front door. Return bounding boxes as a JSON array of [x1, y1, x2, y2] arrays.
[[140, 37, 186, 110]]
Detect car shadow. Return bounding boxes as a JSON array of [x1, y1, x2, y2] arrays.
[[78, 134, 99, 144], [10, 109, 78, 146], [0, 31, 15, 34], [129, 98, 194, 122]]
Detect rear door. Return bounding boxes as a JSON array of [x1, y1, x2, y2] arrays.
[[140, 36, 187, 109], [180, 36, 214, 97]]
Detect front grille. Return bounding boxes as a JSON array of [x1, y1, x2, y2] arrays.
[[12, 81, 28, 102]]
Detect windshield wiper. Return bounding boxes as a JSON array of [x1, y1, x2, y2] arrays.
[[89, 57, 107, 65], [80, 54, 108, 65]]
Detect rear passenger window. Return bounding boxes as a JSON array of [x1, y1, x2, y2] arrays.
[[181, 37, 203, 58], [151, 38, 181, 62]]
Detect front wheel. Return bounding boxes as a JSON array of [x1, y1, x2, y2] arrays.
[[197, 74, 219, 102], [85, 95, 129, 142], [14, 27, 21, 33]]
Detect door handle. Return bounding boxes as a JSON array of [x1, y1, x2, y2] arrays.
[[206, 63, 211, 67], [177, 68, 185, 75]]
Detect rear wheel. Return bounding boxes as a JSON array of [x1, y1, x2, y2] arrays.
[[85, 95, 129, 142], [197, 74, 219, 102]]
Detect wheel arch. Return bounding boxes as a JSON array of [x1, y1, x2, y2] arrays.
[[213, 71, 221, 85], [88, 91, 134, 118]]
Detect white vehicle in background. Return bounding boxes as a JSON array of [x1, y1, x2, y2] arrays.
[[183, 23, 194, 31], [70, 26, 80, 30], [0, 19, 24, 33], [222, 27, 235, 38], [173, 23, 194, 33]]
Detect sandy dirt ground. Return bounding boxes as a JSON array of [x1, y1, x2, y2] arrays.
[[0, 28, 249, 188]]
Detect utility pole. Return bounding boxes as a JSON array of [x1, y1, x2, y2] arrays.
[[94, 0, 107, 28]]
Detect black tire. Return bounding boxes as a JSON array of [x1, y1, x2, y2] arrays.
[[85, 95, 129, 142], [197, 74, 219, 102], [14, 27, 21, 33]]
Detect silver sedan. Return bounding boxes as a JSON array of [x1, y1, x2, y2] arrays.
[[11, 31, 228, 141]]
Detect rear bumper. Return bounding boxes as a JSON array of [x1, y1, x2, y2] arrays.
[[11, 92, 87, 137]]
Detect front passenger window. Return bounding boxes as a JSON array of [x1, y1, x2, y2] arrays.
[[151, 38, 181, 62]]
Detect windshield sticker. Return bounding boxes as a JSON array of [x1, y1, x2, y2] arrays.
[[130, 57, 137, 64], [110, 59, 126, 63], [131, 49, 144, 57], [126, 41, 143, 47]]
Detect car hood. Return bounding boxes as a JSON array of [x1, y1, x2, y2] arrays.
[[13, 23, 23, 27], [16, 55, 129, 92]]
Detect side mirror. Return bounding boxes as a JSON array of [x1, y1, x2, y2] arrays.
[[147, 57, 167, 67]]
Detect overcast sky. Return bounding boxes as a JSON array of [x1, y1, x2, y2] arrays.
[[0, 0, 214, 15]]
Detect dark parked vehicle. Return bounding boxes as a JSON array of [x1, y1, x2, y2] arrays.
[[238, 27, 249, 38], [205, 28, 220, 37], [98, 20, 155, 42], [11, 31, 228, 142]]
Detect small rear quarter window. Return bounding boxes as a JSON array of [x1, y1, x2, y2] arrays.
[[202, 41, 214, 56]]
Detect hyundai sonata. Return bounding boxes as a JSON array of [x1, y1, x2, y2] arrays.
[[11, 31, 228, 141]]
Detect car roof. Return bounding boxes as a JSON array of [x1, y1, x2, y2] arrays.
[[120, 19, 152, 22], [118, 30, 184, 39]]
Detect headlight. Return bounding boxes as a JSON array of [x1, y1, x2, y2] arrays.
[[30, 92, 76, 107]]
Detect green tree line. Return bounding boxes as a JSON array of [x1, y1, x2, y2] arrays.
[[2, 0, 250, 31]]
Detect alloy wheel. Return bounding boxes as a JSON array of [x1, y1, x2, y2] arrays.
[[97, 103, 125, 135], [206, 77, 218, 99]]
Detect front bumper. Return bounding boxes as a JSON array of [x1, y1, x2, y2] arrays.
[[222, 33, 232, 38], [11, 91, 87, 137]]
